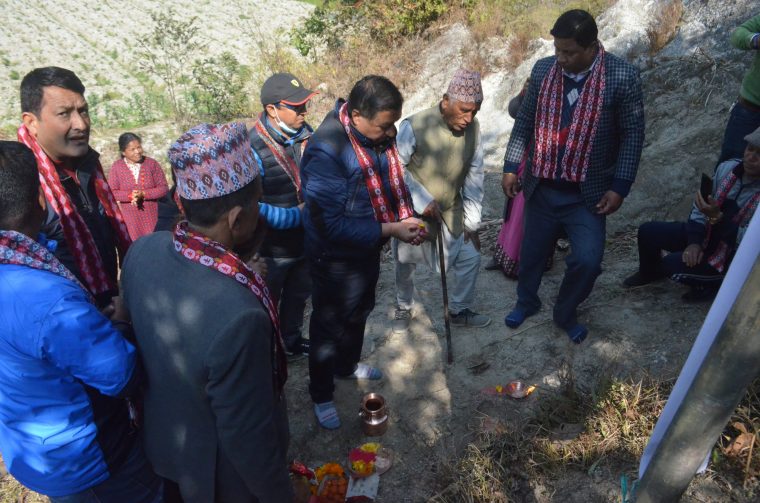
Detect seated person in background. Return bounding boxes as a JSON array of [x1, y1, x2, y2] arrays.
[[624, 126, 760, 301], [121, 123, 295, 503], [108, 132, 169, 241], [0, 141, 162, 502]]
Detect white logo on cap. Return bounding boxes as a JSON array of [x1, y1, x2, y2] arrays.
[[291, 79, 300, 87]]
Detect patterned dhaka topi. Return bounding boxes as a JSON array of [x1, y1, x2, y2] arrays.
[[167, 122, 259, 201], [446, 68, 484, 104]]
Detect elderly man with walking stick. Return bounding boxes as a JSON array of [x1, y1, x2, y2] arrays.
[[392, 68, 490, 339]]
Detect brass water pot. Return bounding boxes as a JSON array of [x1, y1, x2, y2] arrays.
[[359, 393, 388, 436]]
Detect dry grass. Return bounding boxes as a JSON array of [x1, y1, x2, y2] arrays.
[[432, 370, 672, 501], [432, 371, 760, 502], [716, 379, 760, 490], [646, 0, 684, 55]]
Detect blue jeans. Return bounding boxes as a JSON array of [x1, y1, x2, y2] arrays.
[[308, 254, 380, 403], [263, 255, 311, 350], [515, 184, 605, 328], [49, 440, 163, 503], [718, 99, 760, 165], [637, 221, 723, 287]]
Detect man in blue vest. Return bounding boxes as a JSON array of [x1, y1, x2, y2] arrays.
[[249, 73, 316, 358]]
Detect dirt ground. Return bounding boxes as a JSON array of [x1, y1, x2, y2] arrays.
[[284, 168, 748, 502], [0, 174, 747, 503]]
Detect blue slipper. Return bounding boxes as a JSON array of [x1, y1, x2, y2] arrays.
[[314, 401, 341, 430], [335, 363, 383, 380], [566, 324, 588, 344], [504, 308, 536, 328]]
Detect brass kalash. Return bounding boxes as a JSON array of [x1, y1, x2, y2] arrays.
[[359, 393, 388, 436]]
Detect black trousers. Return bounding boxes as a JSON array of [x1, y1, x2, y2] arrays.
[[637, 221, 723, 287], [308, 253, 380, 403]]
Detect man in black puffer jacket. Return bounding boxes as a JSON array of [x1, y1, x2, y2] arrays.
[[249, 73, 316, 358]]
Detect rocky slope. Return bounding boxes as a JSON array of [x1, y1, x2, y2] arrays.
[[0, 0, 312, 131], [401, 0, 756, 235]]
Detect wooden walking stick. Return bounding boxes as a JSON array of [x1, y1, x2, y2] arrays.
[[437, 225, 453, 364]]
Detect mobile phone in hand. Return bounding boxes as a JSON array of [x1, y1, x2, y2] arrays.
[[700, 173, 713, 201]]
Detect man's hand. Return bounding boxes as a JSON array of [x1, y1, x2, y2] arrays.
[[384, 217, 424, 244], [248, 254, 268, 278], [596, 190, 623, 215], [464, 229, 481, 251], [422, 201, 441, 221], [102, 295, 130, 323], [501, 173, 521, 198], [682, 243, 704, 267], [695, 191, 722, 222]]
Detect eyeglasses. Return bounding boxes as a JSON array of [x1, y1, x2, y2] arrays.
[[277, 102, 308, 114]]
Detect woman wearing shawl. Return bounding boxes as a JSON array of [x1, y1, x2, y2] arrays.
[[301, 75, 424, 429], [108, 132, 169, 240]]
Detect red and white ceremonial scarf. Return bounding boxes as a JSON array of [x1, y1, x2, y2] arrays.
[[0, 230, 92, 302], [705, 168, 760, 272], [254, 114, 304, 202], [338, 102, 414, 223], [532, 44, 607, 183], [172, 222, 288, 392], [17, 125, 132, 295]]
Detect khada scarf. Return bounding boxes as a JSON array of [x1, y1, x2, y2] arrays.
[[17, 125, 131, 296], [338, 102, 414, 223], [532, 44, 607, 183]]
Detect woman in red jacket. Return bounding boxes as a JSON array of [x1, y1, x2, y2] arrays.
[[108, 133, 169, 240]]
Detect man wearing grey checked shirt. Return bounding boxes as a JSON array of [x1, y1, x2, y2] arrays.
[[501, 9, 645, 343]]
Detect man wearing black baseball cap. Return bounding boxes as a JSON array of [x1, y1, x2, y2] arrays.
[[250, 72, 317, 359]]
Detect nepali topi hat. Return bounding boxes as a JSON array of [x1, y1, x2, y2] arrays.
[[168, 122, 259, 201], [446, 68, 483, 104]]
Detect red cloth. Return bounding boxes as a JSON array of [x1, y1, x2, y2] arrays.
[[17, 125, 131, 296], [108, 157, 169, 241], [172, 221, 288, 392], [337, 102, 414, 223], [532, 45, 607, 183]]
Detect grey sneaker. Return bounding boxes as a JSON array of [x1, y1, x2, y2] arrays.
[[450, 308, 491, 328], [392, 308, 412, 333]]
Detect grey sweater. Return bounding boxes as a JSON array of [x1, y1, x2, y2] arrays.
[[121, 231, 292, 503]]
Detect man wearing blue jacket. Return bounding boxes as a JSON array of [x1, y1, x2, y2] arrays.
[[0, 141, 162, 502], [301, 75, 423, 429]]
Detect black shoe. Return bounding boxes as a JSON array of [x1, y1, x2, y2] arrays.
[[285, 338, 310, 360], [682, 287, 717, 303], [623, 271, 657, 288], [450, 308, 491, 328], [484, 258, 500, 271]]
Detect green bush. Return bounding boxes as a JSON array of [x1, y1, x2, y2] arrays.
[[9, 70, 19, 80], [189, 52, 253, 122], [290, 0, 449, 57]]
